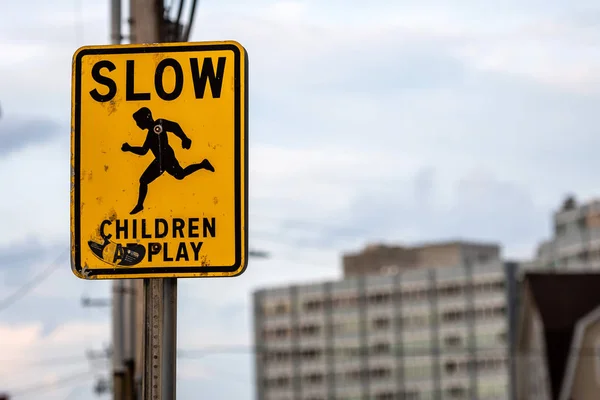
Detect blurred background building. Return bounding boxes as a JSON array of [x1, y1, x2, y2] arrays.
[[253, 246, 519, 400], [534, 196, 600, 270], [252, 195, 600, 400]]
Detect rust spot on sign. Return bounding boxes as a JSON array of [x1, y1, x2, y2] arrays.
[[107, 208, 117, 222], [213, 197, 218, 205], [107, 98, 119, 115], [154, 53, 166, 64], [200, 255, 210, 266]]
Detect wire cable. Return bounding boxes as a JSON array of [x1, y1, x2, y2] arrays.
[[0, 249, 68, 313], [8, 370, 94, 398], [182, 0, 198, 41], [175, 0, 186, 31], [3, 344, 563, 365], [2, 355, 89, 367]]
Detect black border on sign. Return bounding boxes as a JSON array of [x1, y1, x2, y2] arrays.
[[72, 43, 248, 278]]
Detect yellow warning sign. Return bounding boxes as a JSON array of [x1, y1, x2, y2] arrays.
[[70, 41, 248, 279]]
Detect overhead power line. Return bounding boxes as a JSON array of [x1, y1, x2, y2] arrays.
[[8, 370, 95, 398], [2, 355, 89, 367], [175, 0, 185, 28], [0, 249, 68, 313], [11, 344, 600, 365], [182, 0, 198, 41]]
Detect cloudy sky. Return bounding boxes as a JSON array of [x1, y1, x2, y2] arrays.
[[1, 0, 600, 398]]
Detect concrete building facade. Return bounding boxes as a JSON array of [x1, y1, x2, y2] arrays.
[[534, 196, 600, 270], [253, 260, 518, 400]]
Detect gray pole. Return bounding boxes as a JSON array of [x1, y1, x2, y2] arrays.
[[110, 1, 124, 399], [129, 2, 175, 399], [112, 281, 125, 400], [111, 0, 122, 44], [162, 279, 177, 400], [124, 281, 135, 400]]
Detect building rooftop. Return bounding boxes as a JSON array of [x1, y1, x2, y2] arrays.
[[348, 239, 500, 255]]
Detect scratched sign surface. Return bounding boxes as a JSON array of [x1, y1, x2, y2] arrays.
[[70, 41, 248, 279]]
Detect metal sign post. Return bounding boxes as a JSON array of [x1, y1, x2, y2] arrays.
[[142, 278, 177, 400], [162, 278, 177, 399], [142, 278, 176, 400]]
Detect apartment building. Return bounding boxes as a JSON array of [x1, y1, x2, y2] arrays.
[[534, 196, 600, 270], [253, 259, 519, 400], [343, 241, 500, 277]]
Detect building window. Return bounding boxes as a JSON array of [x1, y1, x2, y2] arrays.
[[262, 326, 291, 340], [442, 309, 465, 323], [299, 348, 322, 361], [444, 335, 462, 347], [476, 357, 506, 372], [370, 367, 391, 380], [303, 373, 323, 385], [438, 283, 463, 297], [372, 342, 391, 355], [402, 288, 430, 302], [262, 300, 291, 316], [446, 386, 467, 398], [445, 360, 458, 375], [344, 370, 362, 381], [474, 279, 505, 294], [300, 324, 321, 336], [368, 292, 391, 305], [400, 391, 420, 400], [303, 299, 323, 312], [263, 350, 291, 364], [264, 375, 290, 388], [332, 294, 358, 308], [373, 317, 390, 330]]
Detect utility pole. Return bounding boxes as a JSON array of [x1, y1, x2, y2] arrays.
[[129, 2, 166, 400], [110, 2, 127, 400], [124, 280, 136, 400], [112, 275, 125, 400], [125, 3, 257, 399]]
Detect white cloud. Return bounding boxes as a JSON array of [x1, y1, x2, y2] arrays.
[[0, 43, 49, 67], [0, 321, 109, 400], [0, 139, 69, 245], [178, 362, 213, 380], [263, 0, 308, 21]]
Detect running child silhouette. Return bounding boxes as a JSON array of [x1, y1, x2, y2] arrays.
[[121, 107, 214, 215]]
